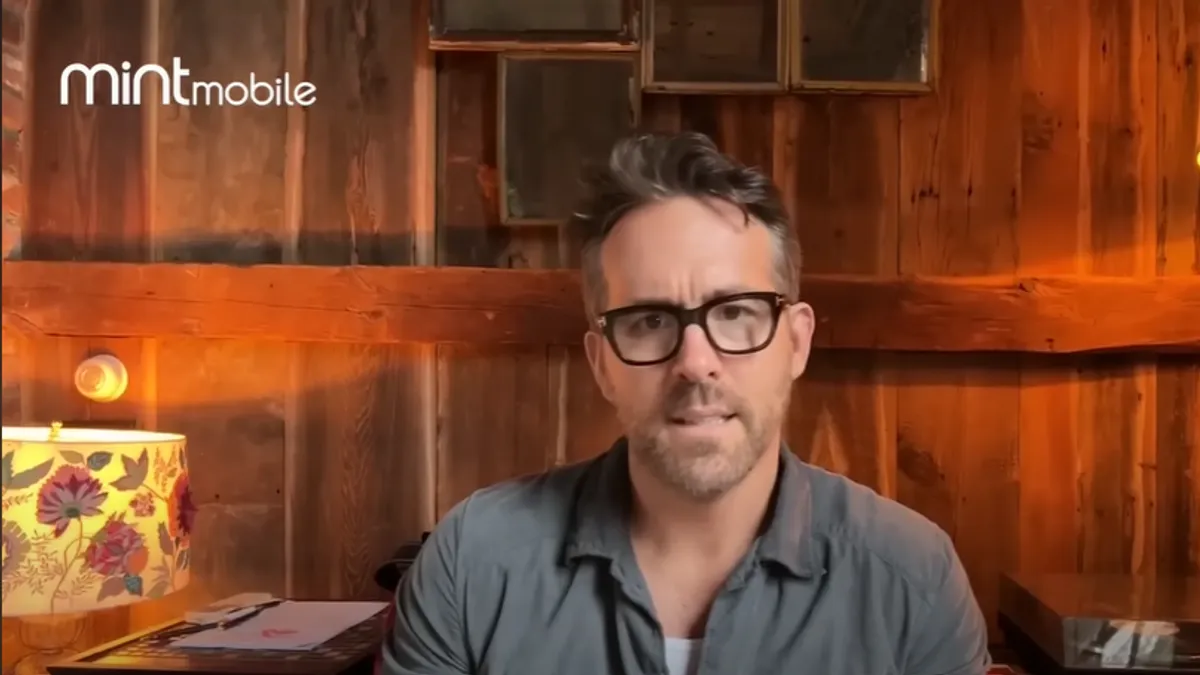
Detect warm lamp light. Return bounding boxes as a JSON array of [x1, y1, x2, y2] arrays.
[[1, 424, 194, 674]]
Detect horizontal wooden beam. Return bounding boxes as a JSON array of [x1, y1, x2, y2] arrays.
[[3, 261, 1198, 353]]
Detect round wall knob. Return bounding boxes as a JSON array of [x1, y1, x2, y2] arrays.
[[74, 354, 129, 403]]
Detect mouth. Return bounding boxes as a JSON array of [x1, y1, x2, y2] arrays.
[[667, 411, 737, 427]]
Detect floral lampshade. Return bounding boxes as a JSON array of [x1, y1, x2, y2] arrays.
[[1, 425, 195, 617]]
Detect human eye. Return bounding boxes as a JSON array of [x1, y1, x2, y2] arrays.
[[713, 299, 767, 322], [617, 309, 672, 337]]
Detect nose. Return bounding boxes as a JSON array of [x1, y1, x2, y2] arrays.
[[670, 324, 720, 381]]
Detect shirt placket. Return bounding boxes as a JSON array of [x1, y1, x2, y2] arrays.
[[610, 560, 670, 675], [696, 557, 763, 675]]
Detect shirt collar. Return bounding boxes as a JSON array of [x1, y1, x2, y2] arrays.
[[562, 437, 818, 578]]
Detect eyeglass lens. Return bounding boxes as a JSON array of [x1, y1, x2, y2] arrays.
[[608, 296, 777, 363]]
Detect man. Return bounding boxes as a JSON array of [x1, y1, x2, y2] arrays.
[[381, 132, 991, 674]]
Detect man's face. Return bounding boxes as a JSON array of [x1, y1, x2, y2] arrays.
[[584, 196, 815, 501]]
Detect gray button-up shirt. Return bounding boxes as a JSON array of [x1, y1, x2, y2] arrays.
[[382, 439, 991, 674]]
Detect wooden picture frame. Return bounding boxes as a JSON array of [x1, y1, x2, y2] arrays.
[[429, 0, 639, 53], [497, 53, 641, 226], [642, 0, 788, 94], [789, 0, 939, 93]]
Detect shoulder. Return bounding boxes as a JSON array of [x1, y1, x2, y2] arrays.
[[432, 454, 600, 567], [804, 462, 957, 602]]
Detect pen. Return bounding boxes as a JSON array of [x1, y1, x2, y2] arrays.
[[217, 599, 285, 630]]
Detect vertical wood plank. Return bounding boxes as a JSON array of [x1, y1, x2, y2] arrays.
[[149, 0, 290, 602], [1153, 0, 1200, 577], [435, 347, 559, 512], [1153, 355, 1199, 576], [773, 95, 899, 499], [290, 0, 436, 599], [300, 0, 418, 265], [155, 340, 288, 599], [1077, 0, 1159, 575], [1156, 0, 1199, 277], [897, 0, 1023, 640], [434, 51, 561, 512], [153, 0, 288, 263], [1015, 0, 1087, 575], [435, 52, 505, 267], [25, 0, 147, 261], [290, 344, 430, 599]]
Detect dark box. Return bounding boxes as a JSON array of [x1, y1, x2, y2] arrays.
[[999, 573, 1200, 673]]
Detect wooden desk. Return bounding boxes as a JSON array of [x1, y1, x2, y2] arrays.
[[46, 606, 387, 675]]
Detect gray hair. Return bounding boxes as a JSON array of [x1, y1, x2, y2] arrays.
[[568, 131, 802, 321]]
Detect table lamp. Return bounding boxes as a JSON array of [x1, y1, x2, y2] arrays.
[[1, 423, 193, 675]]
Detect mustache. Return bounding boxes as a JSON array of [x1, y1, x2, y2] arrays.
[[662, 381, 736, 415]]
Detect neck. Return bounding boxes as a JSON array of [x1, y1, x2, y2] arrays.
[[628, 438, 781, 560]]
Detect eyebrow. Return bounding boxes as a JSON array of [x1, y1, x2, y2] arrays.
[[622, 287, 764, 307]]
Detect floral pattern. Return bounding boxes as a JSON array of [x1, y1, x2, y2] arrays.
[[1, 439, 192, 614], [2, 519, 28, 576], [168, 473, 196, 542], [84, 517, 149, 577], [37, 466, 107, 536], [128, 493, 155, 518]]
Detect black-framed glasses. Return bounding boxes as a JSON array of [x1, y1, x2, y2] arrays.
[[596, 291, 789, 366]]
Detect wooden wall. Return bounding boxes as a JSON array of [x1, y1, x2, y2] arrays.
[[2, 0, 1198, 668]]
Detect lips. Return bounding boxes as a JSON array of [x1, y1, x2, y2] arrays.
[[667, 409, 736, 425]]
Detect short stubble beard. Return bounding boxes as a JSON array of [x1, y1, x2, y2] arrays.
[[626, 379, 791, 502]]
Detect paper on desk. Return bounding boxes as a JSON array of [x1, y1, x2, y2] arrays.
[[172, 601, 387, 651]]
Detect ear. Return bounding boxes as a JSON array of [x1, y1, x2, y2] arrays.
[[584, 330, 617, 403], [785, 302, 816, 379]]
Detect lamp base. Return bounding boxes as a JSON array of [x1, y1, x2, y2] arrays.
[[11, 613, 87, 675]]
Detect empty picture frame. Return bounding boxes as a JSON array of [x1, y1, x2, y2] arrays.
[[498, 54, 639, 225], [644, 0, 787, 93], [430, 0, 637, 51], [792, 0, 937, 92]]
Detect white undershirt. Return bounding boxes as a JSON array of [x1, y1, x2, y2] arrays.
[[664, 638, 704, 675]]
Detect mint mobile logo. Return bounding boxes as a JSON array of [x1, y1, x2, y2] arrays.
[[60, 57, 316, 107]]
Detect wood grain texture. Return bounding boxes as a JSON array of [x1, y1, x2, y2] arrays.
[[1074, 0, 1160, 578], [767, 93, 898, 500], [4, 1, 176, 666], [427, 0, 1198, 646], [153, 0, 288, 264], [645, 0, 785, 91], [25, 0, 147, 261], [894, 0, 1023, 640], [290, 0, 436, 600], [289, 343, 430, 599], [301, 0, 419, 266], [6, 7, 439, 665], [147, 0, 292, 608], [1153, 0, 1200, 579], [428, 0, 636, 51], [154, 339, 288, 600], [0, 0, 25, 438], [0, 0, 27, 260], [1015, 0, 1089, 578], [433, 50, 565, 517], [4, 0, 1198, 663], [5, 261, 1198, 351]]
